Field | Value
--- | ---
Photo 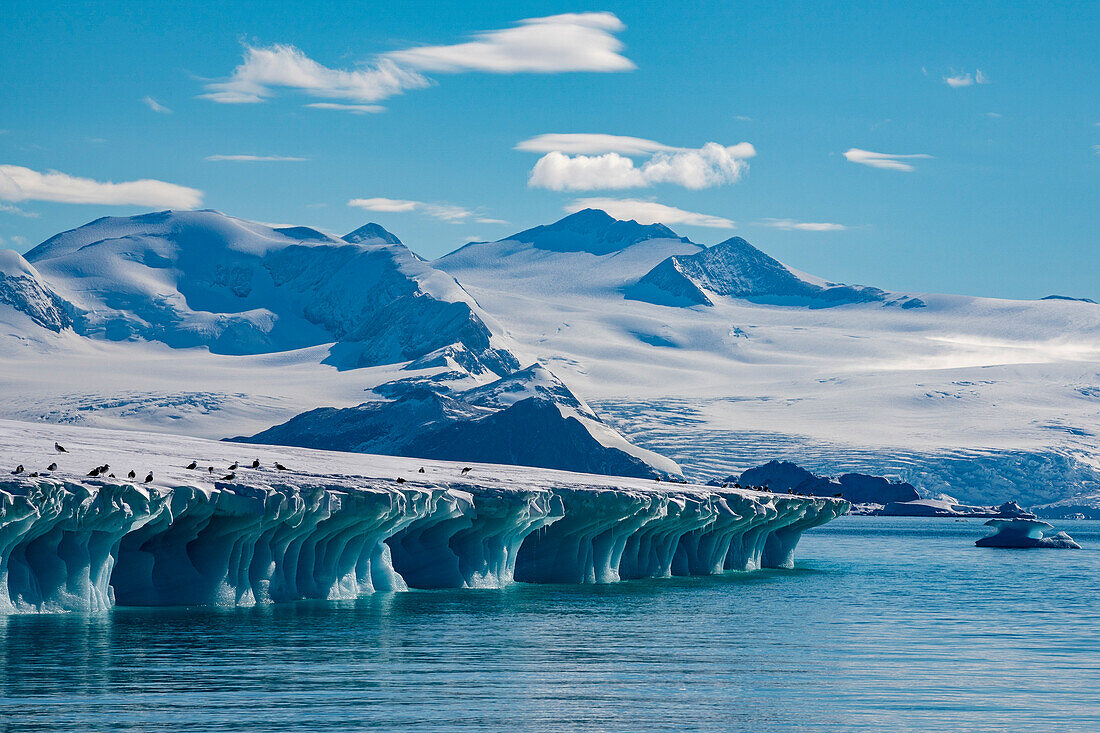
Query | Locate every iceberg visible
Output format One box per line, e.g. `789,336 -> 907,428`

975,519 -> 1081,549
0,419 -> 848,613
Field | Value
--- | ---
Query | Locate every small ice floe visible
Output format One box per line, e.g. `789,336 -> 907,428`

976,519 -> 1081,549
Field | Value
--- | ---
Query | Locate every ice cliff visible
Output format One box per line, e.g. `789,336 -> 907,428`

0,419 -> 846,613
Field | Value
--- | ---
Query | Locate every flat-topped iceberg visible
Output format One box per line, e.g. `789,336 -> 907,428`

0,419 -> 848,613
975,519 -> 1081,549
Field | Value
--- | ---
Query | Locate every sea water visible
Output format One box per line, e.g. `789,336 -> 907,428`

2,517 -> 1098,732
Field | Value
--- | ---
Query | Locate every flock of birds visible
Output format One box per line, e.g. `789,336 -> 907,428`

10,445 -> 841,497
8,441 -> 478,486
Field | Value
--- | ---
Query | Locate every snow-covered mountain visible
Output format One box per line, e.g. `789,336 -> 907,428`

436,211 -> 1100,509
2,208 -> 1099,509
234,364 -> 679,478
21,210 -> 516,374
628,236 -> 925,309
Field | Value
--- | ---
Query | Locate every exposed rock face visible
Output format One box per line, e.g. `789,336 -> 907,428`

0,249 -> 76,332
233,365 -> 680,479
715,460 -> 921,504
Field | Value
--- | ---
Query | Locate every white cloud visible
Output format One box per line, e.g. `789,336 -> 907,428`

734,115 -> 754,122
142,96 -> 172,113
944,69 -> 989,88
843,148 -> 932,172
349,197 -> 485,223
0,165 -> 203,208
203,13 -> 631,109
757,218 -> 847,232
475,217 -> 508,225
1093,145 -> 1100,155
202,45 -> 429,105
205,154 -> 308,162
0,202 -> 39,217
386,12 -> 632,73
567,197 -> 734,229
0,234 -> 29,248
524,137 -> 756,191
516,133 -> 673,155
349,197 -> 419,213
305,102 -> 385,114
985,112 -> 1003,118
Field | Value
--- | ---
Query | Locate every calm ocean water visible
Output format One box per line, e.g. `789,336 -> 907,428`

2,516 -> 1098,732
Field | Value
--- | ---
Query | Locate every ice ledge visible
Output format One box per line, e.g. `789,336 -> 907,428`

0,475 -> 847,613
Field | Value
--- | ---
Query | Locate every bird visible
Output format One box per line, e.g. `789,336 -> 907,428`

47,462 -> 57,471
143,473 -> 153,484
28,471 -> 39,477
228,462 -> 238,470
460,467 -> 471,475
251,459 -> 260,468
127,469 -> 136,479
186,461 -> 197,470
418,467 -> 425,473
108,473 -> 116,478
221,473 -> 235,481
87,467 -> 101,477
11,465 -> 23,474
208,466 -> 215,473
733,483 -> 742,489
395,477 -> 406,483
275,463 -> 288,471
54,442 -> 67,453
655,476 -> 662,482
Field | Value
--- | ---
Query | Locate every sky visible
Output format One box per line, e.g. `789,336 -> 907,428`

1,0 -> 1097,300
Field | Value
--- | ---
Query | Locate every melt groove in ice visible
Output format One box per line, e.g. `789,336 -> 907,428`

0,477 -> 847,613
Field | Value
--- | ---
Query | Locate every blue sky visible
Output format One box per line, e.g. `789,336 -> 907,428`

2,1 -> 1097,299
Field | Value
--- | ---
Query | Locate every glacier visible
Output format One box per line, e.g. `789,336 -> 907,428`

0,419 -> 846,613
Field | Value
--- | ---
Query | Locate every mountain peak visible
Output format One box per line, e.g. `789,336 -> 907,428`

502,208 -> 689,255
344,223 -> 402,245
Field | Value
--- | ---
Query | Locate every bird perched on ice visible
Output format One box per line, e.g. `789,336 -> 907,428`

395,477 -> 406,483
460,467 -> 471,475
418,467 -> 425,473
12,464 -> 24,474
47,462 -> 57,471
251,459 -> 260,468
275,463 -> 288,471
54,442 -> 67,453
221,473 -> 235,481
228,462 -> 238,470
207,466 -> 215,473
186,461 -> 197,470
127,470 -> 136,479
144,473 -> 153,483
87,467 -> 101,477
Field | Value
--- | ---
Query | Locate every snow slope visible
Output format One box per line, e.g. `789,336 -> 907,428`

22,210 -> 516,374
235,364 -> 680,478
436,212 -> 1100,507
2,208 -> 1098,508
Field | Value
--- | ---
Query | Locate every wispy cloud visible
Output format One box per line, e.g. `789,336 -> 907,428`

757,218 -> 847,232
733,115 -> 754,122
202,13 -> 631,110
843,148 -> 932,172
0,234 -> 29,248
0,165 -> 202,208
985,112 -> 1003,118
142,96 -> 172,113
348,197 -> 491,223
520,134 -> 756,191
475,217 -> 508,225
0,202 -> 39,217
388,12 -> 633,73
944,69 -> 989,88
205,154 -> 308,162
305,102 -> 385,114
567,197 -> 734,229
